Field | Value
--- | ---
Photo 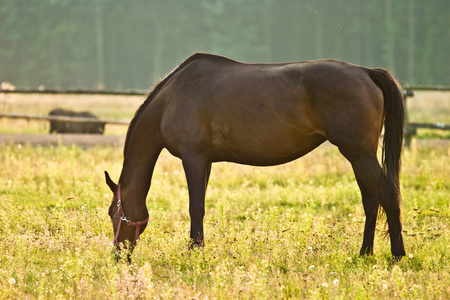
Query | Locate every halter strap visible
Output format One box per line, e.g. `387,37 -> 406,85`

113,184 -> 149,246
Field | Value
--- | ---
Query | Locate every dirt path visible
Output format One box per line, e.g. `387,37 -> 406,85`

0,133 -> 125,148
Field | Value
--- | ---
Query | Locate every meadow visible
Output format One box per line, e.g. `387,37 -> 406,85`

0,91 -> 449,299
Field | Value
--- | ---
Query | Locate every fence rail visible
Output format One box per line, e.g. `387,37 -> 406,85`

0,88 -> 148,96
0,113 -> 129,126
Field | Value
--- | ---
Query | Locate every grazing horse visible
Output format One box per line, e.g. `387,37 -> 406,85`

105,53 -> 405,259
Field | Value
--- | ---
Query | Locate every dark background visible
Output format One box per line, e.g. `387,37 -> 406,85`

1,0 -> 449,90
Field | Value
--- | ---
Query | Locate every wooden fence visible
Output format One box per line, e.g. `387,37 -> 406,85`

402,86 -> 450,147
0,89 -> 137,128
0,112 -> 129,126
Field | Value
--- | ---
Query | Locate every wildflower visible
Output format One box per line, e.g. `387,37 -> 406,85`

309,265 -> 315,270
409,253 -> 413,259
372,265 -> 377,270
322,282 -> 329,288
8,278 -> 16,285
333,279 -> 339,286
347,257 -> 352,262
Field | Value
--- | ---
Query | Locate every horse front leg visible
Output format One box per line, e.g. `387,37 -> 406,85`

182,154 -> 211,247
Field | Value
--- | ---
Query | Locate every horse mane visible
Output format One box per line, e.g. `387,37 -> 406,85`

123,53 -> 218,155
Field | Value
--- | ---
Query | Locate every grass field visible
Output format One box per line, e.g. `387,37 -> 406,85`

0,141 -> 449,299
0,92 -> 449,298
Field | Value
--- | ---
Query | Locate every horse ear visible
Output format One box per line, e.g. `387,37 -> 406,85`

104,171 -> 118,192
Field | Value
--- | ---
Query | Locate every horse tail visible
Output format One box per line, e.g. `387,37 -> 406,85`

368,68 -> 404,223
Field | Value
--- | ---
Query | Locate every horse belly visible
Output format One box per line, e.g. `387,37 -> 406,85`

210,121 -> 325,166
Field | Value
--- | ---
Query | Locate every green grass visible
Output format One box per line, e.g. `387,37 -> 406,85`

0,142 -> 449,299
415,129 -> 450,140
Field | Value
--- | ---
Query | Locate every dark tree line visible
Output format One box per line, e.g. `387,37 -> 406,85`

0,0 -> 449,90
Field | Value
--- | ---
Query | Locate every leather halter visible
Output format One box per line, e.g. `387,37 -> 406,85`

113,184 -> 149,246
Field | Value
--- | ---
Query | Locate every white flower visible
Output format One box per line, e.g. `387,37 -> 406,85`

9,278 -> 16,285
333,279 -> 339,286
347,257 -> 352,262
322,282 -> 329,288
309,265 -> 315,270
409,253 -> 414,259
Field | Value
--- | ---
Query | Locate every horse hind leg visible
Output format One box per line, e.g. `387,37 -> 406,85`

379,170 -> 405,259
341,150 -> 404,258
346,154 -> 382,256
354,154 -> 405,258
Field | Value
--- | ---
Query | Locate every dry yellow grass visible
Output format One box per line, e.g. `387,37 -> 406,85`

406,90 -> 450,123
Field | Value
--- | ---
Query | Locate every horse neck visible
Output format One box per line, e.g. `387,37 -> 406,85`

118,106 -> 164,219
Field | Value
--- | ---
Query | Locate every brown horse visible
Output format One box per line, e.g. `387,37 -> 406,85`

105,53 -> 405,259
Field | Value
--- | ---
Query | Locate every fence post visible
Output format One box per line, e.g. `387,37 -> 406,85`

403,88 -> 415,147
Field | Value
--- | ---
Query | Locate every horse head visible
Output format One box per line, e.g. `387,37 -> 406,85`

105,171 -> 148,261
